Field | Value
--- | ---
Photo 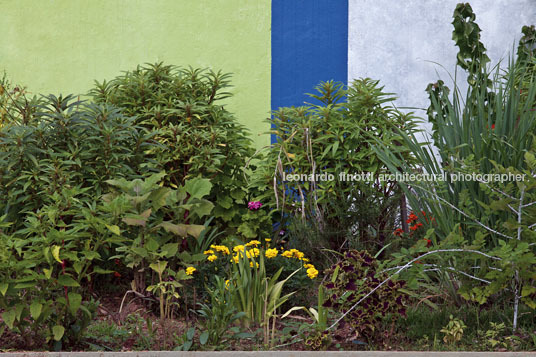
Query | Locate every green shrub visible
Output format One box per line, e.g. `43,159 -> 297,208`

251,79 -> 419,256
0,90 -> 152,349
0,94 -> 152,228
91,63 -> 256,239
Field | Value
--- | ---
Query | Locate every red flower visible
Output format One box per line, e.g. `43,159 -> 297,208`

115,259 -> 121,265
424,239 -> 432,247
393,228 -> 404,236
407,212 -> 419,224
410,225 -> 419,231
114,272 -> 121,278
491,124 -> 495,130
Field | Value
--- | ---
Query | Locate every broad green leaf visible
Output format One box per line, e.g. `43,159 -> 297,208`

57,275 -> 80,287
52,325 -> 65,341
184,199 -> 214,218
158,222 -> 187,236
122,208 -> 152,226
15,282 -> 36,289
186,327 -> 195,340
161,243 -> 178,257
185,224 -> 206,238
73,261 -> 83,275
43,268 -> 52,279
2,309 -> 16,329
52,245 -> 62,263
149,261 -> 168,275
131,247 -> 148,258
199,331 -> 209,345
145,238 -> 159,252
522,285 -> 536,297
30,302 -> 43,320
106,224 -> 121,236
68,292 -> 82,316
0,283 -> 8,296
184,178 -> 212,199
149,187 -> 171,210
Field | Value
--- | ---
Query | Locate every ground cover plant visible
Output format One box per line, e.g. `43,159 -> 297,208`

0,2 -> 535,352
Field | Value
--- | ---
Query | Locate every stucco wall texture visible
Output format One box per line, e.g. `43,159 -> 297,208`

0,0 -> 271,148
348,0 -> 536,129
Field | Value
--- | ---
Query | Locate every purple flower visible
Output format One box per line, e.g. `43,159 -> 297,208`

279,230 -> 285,236
248,201 -> 262,211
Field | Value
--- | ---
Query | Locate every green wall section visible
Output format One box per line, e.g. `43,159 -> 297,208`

0,0 -> 271,148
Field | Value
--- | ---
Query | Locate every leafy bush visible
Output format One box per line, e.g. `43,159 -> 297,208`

0,93 -> 155,348
0,194 -> 105,349
102,172 -> 213,294
0,94 -> 151,228
374,4 -> 536,330
251,79 -> 419,257
323,250 -> 407,343
91,63 -> 256,239
195,276 -> 251,349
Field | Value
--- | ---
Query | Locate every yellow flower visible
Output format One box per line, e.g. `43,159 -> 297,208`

302,258 -> 310,263
303,263 -> 315,269
281,250 -> 293,258
265,248 -> 278,259
231,255 -> 239,264
281,248 -> 305,260
246,240 -> 260,247
207,255 -> 217,262
306,267 -> 318,279
250,261 -> 259,268
225,279 -> 230,290
233,245 -> 245,253
246,247 -> 260,259
210,245 -> 230,255
185,267 -> 196,275
203,249 -> 214,255
265,238 -> 271,242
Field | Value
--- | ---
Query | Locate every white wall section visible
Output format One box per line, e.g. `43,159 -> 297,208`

348,0 -> 536,121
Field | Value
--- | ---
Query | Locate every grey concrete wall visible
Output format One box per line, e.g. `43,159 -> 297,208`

348,0 -> 536,125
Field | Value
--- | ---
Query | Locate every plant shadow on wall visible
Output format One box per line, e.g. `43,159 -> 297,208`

250,78 -> 420,266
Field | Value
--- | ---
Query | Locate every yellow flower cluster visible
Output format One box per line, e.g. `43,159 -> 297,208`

233,245 -> 245,253
185,267 -> 196,275
203,249 -> 218,262
306,266 -> 319,279
210,245 -> 230,255
207,255 -> 217,262
230,246 -> 260,264
265,248 -> 278,259
281,248 -> 305,260
204,241 -> 318,279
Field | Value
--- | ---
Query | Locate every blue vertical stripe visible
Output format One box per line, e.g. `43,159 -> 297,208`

271,0 -> 349,143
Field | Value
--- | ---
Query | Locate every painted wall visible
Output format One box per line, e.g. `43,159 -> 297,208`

0,0 -> 271,148
271,0 -> 348,144
348,0 -> 536,133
